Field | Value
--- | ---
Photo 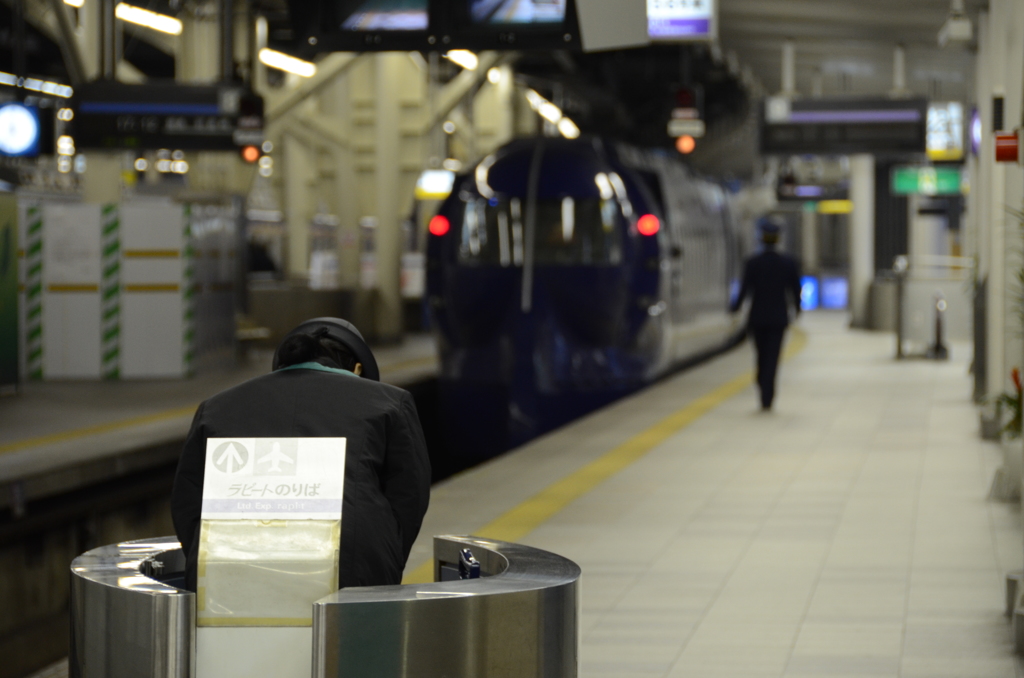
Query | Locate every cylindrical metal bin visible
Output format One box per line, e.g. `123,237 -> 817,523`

70,535 -> 581,678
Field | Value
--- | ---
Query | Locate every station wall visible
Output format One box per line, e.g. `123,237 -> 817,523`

15,196 -> 237,381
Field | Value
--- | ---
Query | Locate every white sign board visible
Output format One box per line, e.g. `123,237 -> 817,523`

668,119 -> 706,138
201,437 -> 346,520
43,204 -> 101,285
648,0 -> 716,41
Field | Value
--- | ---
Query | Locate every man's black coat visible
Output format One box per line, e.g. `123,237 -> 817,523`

170,365 -> 431,590
731,248 -> 802,328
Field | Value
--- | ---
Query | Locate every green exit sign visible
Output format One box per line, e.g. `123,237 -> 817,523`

891,166 -> 964,196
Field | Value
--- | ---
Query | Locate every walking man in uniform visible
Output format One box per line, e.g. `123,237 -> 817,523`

730,218 -> 802,411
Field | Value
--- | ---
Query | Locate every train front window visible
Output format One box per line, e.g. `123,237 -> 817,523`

457,196 -> 622,267
533,198 -> 622,266
458,197 -> 525,267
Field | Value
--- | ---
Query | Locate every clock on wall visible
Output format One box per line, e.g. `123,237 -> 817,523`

0,103 -> 41,158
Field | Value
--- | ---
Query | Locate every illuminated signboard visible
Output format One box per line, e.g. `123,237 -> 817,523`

926,102 -> 964,161
647,0 -> 715,41
891,166 -> 964,196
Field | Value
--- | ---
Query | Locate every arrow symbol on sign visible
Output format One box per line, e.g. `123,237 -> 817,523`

216,442 -> 246,474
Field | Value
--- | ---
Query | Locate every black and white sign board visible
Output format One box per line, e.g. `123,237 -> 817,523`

196,437 -> 345,678
200,437 -> 345,520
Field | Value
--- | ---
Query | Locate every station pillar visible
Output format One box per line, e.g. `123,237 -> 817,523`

800,207 -> 818,275
372,53 -> 406,341
848,154 -> 875,328
981,0 -> 1024,403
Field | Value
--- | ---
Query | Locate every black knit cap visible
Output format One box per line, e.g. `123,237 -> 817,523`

272,317 -> 380,381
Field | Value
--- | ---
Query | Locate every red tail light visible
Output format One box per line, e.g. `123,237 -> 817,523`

637,214 -> 660,236
429,215 -> 450,236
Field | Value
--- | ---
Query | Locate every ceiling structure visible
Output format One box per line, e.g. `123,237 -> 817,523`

717,0 -> 983,103
0,0 -> 985,179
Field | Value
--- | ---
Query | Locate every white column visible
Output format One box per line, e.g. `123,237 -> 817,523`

890,45 -> 908,97
848,154 -> 875,328
907,194 -> 946,257
283,135 -> 311,277
373,53 -> 404,340
1004,0 -> 1024,394
780,40 -> 796,97
987,0 -> 1010,400
80,153 -> 123,204
800,208 -> 818,274
179,8 -> 220,84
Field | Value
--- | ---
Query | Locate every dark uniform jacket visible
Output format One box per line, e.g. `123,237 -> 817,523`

171,364 -> 431,590
731,249 -> 802,328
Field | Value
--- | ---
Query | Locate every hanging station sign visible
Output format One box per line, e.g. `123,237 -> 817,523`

760,96 -> 928,155
647,0 -> 716,41
72,82 -> 264,151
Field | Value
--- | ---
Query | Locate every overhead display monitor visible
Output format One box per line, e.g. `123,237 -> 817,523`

0,103 -> 42,158
470,0 -> 567,24
310,0 -> 438,51
340,0 -> 429,30
449,0 -> 581,49
647,0 -> 716,41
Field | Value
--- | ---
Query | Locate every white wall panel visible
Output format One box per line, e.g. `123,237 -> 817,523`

42,292 -> 101,379
121,293 -> 184,378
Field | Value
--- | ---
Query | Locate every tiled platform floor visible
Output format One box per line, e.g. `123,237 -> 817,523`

413,311 -> 1022,677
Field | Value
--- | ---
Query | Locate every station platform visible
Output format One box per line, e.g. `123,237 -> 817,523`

0,335 -> 436,485
406,311 -> 1022,677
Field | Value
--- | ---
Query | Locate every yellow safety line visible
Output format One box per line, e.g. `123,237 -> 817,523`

403,326 -> 808,584
0,405 -> 199,456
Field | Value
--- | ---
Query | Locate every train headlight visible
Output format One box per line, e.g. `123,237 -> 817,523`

429,215 -> 451,237
637,214 -> 660,236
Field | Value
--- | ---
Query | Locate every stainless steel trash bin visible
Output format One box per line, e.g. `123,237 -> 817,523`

70,535 -> 581,678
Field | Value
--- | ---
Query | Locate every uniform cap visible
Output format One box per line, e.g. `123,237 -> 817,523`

272,317 -> 380,381
759,217 -> 783,236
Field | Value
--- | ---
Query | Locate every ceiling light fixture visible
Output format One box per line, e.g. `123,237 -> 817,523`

115,3 -> 183,35
445,50 -> 479,71
258,48 -> 317,77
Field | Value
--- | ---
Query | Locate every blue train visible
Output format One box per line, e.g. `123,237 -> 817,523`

426,136 -> 747,464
